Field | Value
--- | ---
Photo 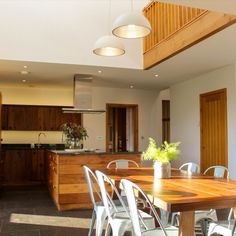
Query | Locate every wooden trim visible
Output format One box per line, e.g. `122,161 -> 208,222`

134,105 -> 139,152
106,103 -> 139,108
144,11 -> 236,69
200,88 -> 227,97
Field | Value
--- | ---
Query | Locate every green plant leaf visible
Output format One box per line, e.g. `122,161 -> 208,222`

142,138 -> 180,163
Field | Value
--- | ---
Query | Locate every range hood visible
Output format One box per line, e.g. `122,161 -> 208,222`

62,75 -> 105,114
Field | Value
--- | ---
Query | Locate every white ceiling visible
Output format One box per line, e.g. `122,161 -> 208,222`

0,0 -> 236,91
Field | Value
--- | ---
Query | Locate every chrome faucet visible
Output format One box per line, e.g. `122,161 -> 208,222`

37,132 -> 47,148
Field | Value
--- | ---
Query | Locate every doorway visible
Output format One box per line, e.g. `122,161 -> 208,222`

106,104 -> 138,152
162,100 -> 170,143
200,89 -> 228,172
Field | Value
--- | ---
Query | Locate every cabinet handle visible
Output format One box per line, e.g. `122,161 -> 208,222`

53,185 -> 56,189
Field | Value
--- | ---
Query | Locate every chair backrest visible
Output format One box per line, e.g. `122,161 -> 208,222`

121,179 -> 168,236
95,170 -> 128,220
204,165 -> 229,179
179,162 -> 200,174
107,159 -> 139,169
83,165 -> 102,207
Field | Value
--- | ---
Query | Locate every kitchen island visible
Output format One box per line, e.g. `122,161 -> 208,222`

46,150 -> 141,211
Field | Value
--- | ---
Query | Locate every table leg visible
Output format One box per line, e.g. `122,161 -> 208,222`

179,211 -> 195,236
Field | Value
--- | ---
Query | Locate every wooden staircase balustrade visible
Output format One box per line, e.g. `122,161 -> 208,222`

143,1 -> 236,69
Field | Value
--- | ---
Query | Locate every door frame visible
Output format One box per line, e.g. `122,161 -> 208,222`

106,103 -> 139,152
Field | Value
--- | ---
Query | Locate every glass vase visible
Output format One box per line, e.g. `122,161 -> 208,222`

154,161 -> 171,179
66,138 -> 82,149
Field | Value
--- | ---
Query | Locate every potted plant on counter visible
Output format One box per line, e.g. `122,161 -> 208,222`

142,138 -> 180,178
61,123 -> 88,149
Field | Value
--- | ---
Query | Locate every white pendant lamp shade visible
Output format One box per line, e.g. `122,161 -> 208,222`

93,35 -> 125,56
112,12 -> 151,39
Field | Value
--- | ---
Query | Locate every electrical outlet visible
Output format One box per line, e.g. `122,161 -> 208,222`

96,136 -> 104,141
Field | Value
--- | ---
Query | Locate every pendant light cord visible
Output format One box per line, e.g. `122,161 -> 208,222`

131,0 -> 133,11
108,0 -> 111,34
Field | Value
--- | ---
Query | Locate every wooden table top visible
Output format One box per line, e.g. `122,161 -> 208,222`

98,167 -> 236,212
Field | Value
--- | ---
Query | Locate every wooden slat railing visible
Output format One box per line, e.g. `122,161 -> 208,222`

143,2 -> 206,53
143,1 -> 236,69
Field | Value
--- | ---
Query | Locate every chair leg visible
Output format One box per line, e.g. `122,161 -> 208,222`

200,219 -> 208,236
96,207 -> 107,236
160,209 -> 169,227
105,223 -> 112,236
171,213 -> 177,226
88,209 -> 96,236
231,220 -> 236,236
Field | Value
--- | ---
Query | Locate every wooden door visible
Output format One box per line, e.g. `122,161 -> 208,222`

162,100 -> 170,143
200,89 -> 228,173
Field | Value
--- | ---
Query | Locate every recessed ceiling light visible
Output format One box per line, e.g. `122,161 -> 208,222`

20,70 -> 29,75
23,65 -> 28,69
155,74 -> 159,78
22,79 -> 26,83
129,85 -> 134,89
98,70 -> 102,73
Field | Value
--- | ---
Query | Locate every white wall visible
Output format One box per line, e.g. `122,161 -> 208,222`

1,85 -> 164,151
1,85 -> 73,106
0,0 -> 148,69
83,86 -> 160,151
170,64 -> 236,179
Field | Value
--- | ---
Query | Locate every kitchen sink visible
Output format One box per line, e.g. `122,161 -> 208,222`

34,143 -> 65,150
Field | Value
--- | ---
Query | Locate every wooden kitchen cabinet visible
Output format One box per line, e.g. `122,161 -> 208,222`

1,148 -> 48,185
31,149 -> 46,182
46,151 -> 141,211
2,105 -> 81,131
2,105 -> 8,130
2,149 -> 32,185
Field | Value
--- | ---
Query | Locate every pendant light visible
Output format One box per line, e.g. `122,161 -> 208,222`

112,0 -> 151,39
93,0 -> 125,56
93,35 -> 125,56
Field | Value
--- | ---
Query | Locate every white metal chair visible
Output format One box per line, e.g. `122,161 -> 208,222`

83,166 -> 127,236
171,163 -> 222,235
204,166 -> 233,236
208,209 -> 236,236
95,170 -> 155,236
196,165 -> 230,235
107,159 -> 139,169
204,165 -> 229,179
83,166 -> 107,236
121,178 -> 178,236
107,159 -> 139,198
208,222 -> 236,236
171,162 -> 201,226
179,162 -> 200,174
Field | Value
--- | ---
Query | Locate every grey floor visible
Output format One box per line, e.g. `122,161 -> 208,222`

0,186 -> 92,236
0,186 -> 232,236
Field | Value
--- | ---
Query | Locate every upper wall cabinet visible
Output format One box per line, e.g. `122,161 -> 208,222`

2,105 -> 81,131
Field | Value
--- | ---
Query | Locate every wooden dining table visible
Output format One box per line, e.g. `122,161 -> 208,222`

98,167 -> 236,236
